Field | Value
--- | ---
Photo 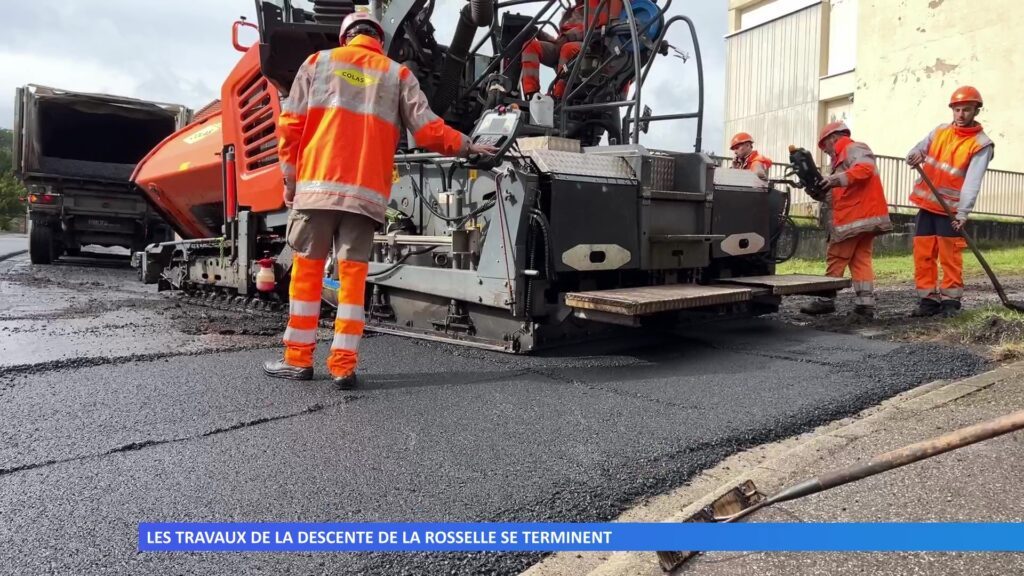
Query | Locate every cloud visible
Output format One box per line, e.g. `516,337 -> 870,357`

0,0 -> 726,153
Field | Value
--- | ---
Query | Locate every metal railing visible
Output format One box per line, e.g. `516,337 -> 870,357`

714,155 -> 1024,218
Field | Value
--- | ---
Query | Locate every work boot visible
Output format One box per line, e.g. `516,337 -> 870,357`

800,299 -> 836,316
263,359 -> 313,381
852,305 -> 875,320
940,299 -> 962,318
910,299 -> 942,318
333,372 -> 359,391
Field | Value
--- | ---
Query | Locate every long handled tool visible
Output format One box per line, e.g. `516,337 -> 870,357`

657,408 -> 1024,572
914,165 -> 1024,313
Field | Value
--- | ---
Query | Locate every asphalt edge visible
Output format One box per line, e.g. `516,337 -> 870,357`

520,360 -> 1024,576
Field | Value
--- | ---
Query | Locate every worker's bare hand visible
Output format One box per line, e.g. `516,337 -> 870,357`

906,151 -> 924,167
468,142 -> 500,157
283,186 -> 295,208
952,219 -> 965,233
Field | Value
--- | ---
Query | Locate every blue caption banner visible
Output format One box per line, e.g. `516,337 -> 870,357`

139,522 -> 1024,552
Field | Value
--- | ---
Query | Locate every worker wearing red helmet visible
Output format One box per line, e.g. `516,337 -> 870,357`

906,86 -> 994,317
521,0 -> 623,100
265,12 -> 497,389
729,132 -> 772,181
800,121 -> 892,319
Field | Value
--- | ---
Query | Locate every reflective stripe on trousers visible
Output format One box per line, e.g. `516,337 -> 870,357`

327,259 -> 368,377
914,236 -> 966,302
825,233 -> 876,308
283,254 -> 326,368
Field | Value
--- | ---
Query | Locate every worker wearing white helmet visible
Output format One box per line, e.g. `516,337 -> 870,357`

265,11 -> 497,389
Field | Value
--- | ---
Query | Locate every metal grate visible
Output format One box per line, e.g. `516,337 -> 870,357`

236,73 -> 278,171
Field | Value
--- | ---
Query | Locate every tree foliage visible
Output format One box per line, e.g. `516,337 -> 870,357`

0,129 -> 27,231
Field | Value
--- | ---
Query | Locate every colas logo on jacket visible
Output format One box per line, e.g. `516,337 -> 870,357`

335,69 -> 377,87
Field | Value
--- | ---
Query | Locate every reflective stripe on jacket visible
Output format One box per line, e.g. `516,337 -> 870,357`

829,136 -> 893,243
277,36 -> 468,222
910,123 -> 993,216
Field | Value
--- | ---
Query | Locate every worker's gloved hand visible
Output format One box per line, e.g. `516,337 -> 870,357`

906,150 -> 924,167
468,142 -> 500,157
283,185 -> 295,208
821,174 -> 840,190
952,219 -> 966,233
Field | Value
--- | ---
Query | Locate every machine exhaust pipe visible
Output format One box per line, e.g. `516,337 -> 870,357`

432,0 -> 494,116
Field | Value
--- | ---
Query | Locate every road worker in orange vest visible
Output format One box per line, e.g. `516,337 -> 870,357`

800,121 -> 893,319
729,132 -> 772,181
264,12 -> 497,389
906,86 -> 994,317
521,0 -> 623,100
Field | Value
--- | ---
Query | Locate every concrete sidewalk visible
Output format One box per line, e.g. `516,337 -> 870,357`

524,362 -> 1024,576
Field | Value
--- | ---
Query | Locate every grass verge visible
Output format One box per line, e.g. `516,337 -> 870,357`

942,306 -> 1024,362
777,245 -> 1024,285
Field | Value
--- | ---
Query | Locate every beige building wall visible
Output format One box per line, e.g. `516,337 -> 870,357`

724,3 -> 824,166
853,0 -> 1023,172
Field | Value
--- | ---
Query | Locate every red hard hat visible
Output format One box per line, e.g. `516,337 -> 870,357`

817,121 -> 850,149
340,12 -> 385,42
949,85 -> 983,108
730,132 -> 754,151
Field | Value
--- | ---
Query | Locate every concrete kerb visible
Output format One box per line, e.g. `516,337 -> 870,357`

519,360 -> 1024,576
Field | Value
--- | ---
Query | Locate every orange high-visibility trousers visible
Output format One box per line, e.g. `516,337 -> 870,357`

521,39 -> 582,98
282,209 -> 375,377
913,209 -> 965,302
825,232 -> 876,308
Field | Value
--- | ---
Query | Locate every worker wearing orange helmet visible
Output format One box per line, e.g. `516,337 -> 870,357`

265,12 -> 497,389
906,86 -> 994,317
800,121 -> 892,318
521,0 -> 622,100
729,132 -> 772,181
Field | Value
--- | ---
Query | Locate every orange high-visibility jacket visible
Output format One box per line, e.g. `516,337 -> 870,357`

828,136 -> 892,243
741,150 -> 772,179
277,36 -> 468,222
910,123 -> 993,217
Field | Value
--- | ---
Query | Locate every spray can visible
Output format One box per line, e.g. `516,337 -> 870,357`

256,258 -> 276,292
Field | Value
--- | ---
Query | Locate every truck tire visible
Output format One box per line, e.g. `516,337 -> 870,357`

29,222 -> 57,265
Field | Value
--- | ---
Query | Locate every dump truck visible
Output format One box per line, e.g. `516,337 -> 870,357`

132,0 -> 847,353
12,84 -> 189,263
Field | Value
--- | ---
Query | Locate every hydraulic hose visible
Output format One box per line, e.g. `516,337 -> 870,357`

433,0 -> 494,116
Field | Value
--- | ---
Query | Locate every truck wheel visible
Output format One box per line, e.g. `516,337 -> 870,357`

29,223 -> 57,265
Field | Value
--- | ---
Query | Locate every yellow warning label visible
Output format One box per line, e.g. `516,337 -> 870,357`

392,166 -> 401,184
178,162 -> 191,171
336,69 -> 378,87
183,122 -> 221,144
469,169 -> 478,181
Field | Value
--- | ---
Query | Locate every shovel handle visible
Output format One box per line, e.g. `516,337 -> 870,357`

912,165 -> 1020,310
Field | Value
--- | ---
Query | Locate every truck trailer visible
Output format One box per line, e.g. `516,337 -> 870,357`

13,84 -> 189,263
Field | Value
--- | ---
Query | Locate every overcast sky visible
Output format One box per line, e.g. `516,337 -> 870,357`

0,0 -> 727,154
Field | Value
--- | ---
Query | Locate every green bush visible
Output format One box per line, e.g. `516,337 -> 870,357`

0,129 -> 27,231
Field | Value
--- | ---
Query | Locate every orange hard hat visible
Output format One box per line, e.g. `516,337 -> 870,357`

340,12 -> 385,42
949,85 -> 983,108
730,132 -> 754,151
817,121 -> 850,149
